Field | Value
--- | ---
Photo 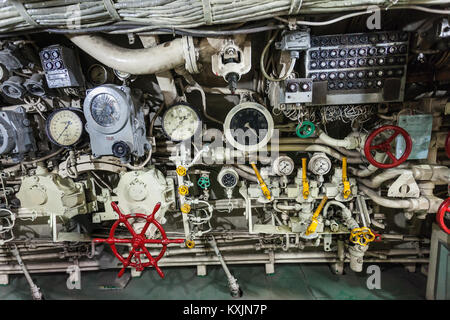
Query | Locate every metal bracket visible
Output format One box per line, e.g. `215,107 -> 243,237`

388,172 -> 420,198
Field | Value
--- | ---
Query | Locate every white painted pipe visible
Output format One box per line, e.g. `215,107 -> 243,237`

66,34 -> 188,75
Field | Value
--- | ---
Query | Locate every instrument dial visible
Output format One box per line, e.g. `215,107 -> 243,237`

90,93 -> 121,127
273,156 -> 295,176
46,109 -> 84,147
162,104 -> 201,142
308,153 -> 332,176
218,167 -> 239,189
224,102 -> 274,152
88,64 -> 109,86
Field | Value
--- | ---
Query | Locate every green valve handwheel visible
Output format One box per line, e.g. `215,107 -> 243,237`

296,121 -> 315,138
197,176 -> 211,189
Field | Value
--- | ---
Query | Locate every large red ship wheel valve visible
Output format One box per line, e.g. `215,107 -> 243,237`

364,125 -> 412,169
93,202 -> 185,278
436,198 -> 450,235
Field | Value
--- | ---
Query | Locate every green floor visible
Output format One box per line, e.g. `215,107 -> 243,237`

0,264 -> 427,300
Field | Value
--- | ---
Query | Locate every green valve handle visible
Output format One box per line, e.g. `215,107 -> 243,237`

197,176 -> 211,189
296,121 -> 315,138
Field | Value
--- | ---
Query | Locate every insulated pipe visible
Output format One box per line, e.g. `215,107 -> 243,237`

268,144 -> 364,164
66,34 -> 189,75
359,169 -> 411,188
323,200 -> 359,230
359,185 -> 415,209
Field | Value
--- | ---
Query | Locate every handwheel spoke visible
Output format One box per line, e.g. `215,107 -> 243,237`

386,150 -> 397,162
385,130 -> 400,144
370,142 -> 385,150
144,239 -> 165,244
118,247 -> 137,278
122,219 -> 138,238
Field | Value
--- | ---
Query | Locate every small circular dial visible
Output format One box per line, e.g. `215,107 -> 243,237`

273,156 -> 294,176
90,93 -> 121,127
308,153 -> 332,175
88,64 -> 109,85
46,109 -> 84,147
221,173 -> 237,188
162,104 -> 201,142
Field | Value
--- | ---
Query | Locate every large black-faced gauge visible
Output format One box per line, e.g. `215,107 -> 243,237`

45,108 -> 84,147
308,152 -> 332,176
218,167 -> 239,189
162,103 -> 201,142
83,85 -> 129,135
224,102 -> 274,152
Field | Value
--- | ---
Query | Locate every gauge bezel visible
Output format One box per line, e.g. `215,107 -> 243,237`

217,166 -> 239,189
83,85 -> 130,135
308,152 -> 332,176
223,101 -> 274,152
87,64 -> 109,86
161,102 -> 202,142
45,108 -> 85,148
272,155 -> 295,176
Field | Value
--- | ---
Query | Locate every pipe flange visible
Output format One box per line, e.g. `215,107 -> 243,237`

182,36 -> 199,74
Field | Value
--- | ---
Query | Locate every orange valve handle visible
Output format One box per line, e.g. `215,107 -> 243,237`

93,202 -> 184,278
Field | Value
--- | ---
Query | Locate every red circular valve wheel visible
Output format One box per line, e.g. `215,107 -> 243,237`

436,198 -> 450,235
445,131 -> 450,159
93,202 -> 184,278
364,125 -> 412,169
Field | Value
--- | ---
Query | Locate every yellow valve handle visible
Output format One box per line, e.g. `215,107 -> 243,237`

305,196 -> 328,235
301,158 -> 309,199
342,157 -> 351,199
178,185 -> 189,196
176,166 -> 186,176
250,162 -> 271,200
180,203 -> 191,214
185,240 -> 195,248
350,227 -> 375,246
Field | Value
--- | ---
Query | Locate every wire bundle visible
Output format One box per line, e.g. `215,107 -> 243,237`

0,0 -> 449,34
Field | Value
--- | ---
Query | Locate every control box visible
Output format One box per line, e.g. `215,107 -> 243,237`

305,31 -> 409,105
39,45 -> 84,88
280,78 -> 313,103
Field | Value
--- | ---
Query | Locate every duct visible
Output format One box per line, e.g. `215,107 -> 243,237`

66,34 -> 197,75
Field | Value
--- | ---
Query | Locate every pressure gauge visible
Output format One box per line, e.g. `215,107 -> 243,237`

308,152 -> 332,176
45,108 -> 84,147
162,103 -> 201,142
83,85 -> 129,135
272,156 -> 295,176
224,102 -> 274,152
90,93 -> 121,127
218,167 -> 239,188
88,64 -> 110,86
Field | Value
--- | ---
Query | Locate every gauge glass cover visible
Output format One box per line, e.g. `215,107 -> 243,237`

47,109 -> 83,147
90,93 -> 121,127
162,104 -> 200,141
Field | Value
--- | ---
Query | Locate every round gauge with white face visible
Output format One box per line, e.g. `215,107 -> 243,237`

45,108 -> 84,147
162,103 -> 201,142
272,156 -> 294,176
90,93 -> 121,127
308,152 -> 332,176
88,64 -> 110,86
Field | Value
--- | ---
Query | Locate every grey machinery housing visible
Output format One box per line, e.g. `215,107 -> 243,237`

83,84 -> 150,161
0,107 -> 35,161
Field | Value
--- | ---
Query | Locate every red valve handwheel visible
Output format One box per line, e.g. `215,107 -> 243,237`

364,125 -> 412,169
445,131 -> 450,159
93,202 -> 184,278
436,197 -> 450,235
